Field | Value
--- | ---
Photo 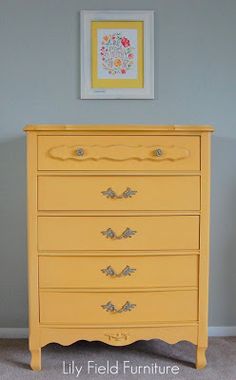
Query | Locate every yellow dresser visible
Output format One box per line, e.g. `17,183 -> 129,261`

24,124 -> 213,370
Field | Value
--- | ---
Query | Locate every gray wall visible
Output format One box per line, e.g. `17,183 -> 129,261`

0,0 -> 236,328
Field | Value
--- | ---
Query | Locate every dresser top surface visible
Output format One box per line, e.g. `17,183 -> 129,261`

23,124 -> 214,132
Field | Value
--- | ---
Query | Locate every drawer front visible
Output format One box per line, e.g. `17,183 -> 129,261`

38,136 -> 200,171
38,176 -> 200,211
38,216 -> 199,251
39,255 -> 198,289
40,290 -> 198,325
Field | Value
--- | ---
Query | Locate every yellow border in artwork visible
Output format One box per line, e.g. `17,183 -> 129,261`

91,21 -> 144,89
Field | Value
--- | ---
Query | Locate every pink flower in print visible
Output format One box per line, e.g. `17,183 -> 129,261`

121,37 -> 130,47
128,53 -> 134,59
121,68 -> 126,74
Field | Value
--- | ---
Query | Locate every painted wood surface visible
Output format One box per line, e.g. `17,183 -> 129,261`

24,124 -> 213,370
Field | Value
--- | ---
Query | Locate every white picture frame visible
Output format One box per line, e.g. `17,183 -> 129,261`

80,10 -> 154,99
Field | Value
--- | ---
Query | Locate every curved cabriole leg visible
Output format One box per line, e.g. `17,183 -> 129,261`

196,347 -> 207,369
30,348 -> 41,371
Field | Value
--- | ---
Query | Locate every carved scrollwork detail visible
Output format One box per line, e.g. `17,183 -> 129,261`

48,144 -> 190,162
105,332 -> 129,342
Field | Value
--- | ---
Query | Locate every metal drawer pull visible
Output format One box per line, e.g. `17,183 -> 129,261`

101,227 -> 137,240
101,187 -> 137,199
101,301 -> 136,314
75,147 -> 84,156
154,148 -> 163,157
101,265 -> 136,278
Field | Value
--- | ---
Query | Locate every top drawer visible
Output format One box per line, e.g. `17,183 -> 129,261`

38,136 -> 200,171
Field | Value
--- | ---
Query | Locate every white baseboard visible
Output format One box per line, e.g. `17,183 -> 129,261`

208,326 -> 236,337
0,327 -> 235,339
0,328 -> 28,338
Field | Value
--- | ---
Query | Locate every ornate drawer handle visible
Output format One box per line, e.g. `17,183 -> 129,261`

153,148 -> 163,157
101,227 -> 137,240
101,301 -> 136,314
76,147 -> 85,156
101,265 -> 136,278
101,187 -> 137,199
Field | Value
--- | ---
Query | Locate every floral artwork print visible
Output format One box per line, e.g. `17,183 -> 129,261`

100,32 -> 135,76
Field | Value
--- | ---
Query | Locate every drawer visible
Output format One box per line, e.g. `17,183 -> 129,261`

38,216 -> 199,251
39,255 -> 198,289
38,136 -> 200,171
38,176 -> 200,211
40,290 -> 198,325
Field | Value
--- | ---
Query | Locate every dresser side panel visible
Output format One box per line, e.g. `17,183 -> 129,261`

198,132 -> 212,347
26,132 -> 40,349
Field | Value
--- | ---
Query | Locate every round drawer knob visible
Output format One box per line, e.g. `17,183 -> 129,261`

154,148 -> 163,157
76,148 -> 84,156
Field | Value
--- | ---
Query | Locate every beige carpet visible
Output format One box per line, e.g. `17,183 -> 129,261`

0,337 -> 236,379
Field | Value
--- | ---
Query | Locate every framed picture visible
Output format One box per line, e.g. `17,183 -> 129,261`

80,11 -> 154,99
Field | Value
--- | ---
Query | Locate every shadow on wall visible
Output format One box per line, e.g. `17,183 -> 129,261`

209,135 -> 236,326
0,136 -> 28,327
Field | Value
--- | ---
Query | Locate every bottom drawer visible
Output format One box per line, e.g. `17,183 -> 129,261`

40,290 -> 198,325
